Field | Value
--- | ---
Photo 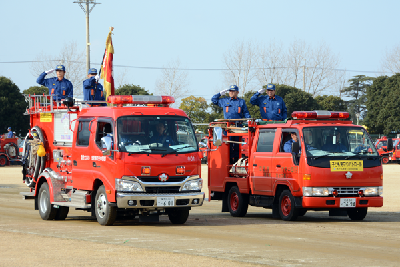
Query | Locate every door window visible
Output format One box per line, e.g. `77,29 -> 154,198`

257,129 -> 276,152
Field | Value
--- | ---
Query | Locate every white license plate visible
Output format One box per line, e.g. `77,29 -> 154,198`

340,198 -> 356,208
157,197 -> 174,207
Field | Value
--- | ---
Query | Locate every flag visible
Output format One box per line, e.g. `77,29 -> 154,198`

101,28 -> 115,98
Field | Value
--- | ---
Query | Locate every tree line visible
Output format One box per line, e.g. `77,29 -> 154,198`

1,74 -> 400,136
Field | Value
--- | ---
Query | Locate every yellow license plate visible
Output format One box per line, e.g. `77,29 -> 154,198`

330,160 -> 363,172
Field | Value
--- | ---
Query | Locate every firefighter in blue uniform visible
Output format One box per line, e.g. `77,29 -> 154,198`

211,85 -> 251,120
250,83 -> 287,121
211,85 -> 250,163
37,65 -> 73,101
83,68 -> 106,106
7,127 -> 13,138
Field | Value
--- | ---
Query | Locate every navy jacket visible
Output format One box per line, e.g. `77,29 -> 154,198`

37,72 -> 73,101
211,93 -> 251,119
83,77 -> 106,106
250,93 -> 287,121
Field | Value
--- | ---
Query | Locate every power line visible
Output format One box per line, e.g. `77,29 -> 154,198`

0,60 -> 390,74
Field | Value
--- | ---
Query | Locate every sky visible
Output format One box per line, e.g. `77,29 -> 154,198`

1,0 -> 400,104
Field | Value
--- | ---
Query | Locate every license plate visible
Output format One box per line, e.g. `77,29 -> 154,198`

340,198 -> 356,208
157,197 -> 174,207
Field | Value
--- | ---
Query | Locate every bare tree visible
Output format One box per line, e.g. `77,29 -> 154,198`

381,44 -> 400,74
222,41 -> 258,95
155,58 -> 189,107
255,39 -> 343,96
30,41 -> 86,99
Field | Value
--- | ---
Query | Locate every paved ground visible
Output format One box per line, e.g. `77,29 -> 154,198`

0,164 -> 399,266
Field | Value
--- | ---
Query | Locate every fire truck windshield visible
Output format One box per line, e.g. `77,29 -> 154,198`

302,126 -> 378,158
117,116 -> 198,154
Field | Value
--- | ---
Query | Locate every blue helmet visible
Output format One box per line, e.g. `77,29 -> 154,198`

88,68 -> 97,74
55,65 -> 65,71
266,83 -> 275,90
228,85 -> 239,91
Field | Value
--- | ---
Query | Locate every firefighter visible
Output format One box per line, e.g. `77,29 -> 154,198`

150,122 -> 175,147
211,85 -> 251,120
250,83 -> 287,121
36,65 -> 73,101
6,127 -> 13,138
83,68 -> 106,106
284,132 -> 298,153
211,85 -> 250,164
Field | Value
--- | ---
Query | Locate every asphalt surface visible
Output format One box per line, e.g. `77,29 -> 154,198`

0,165 -> 399,266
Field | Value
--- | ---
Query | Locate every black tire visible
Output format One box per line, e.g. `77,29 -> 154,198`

95,185 -> 117,226
55,206 -> 70,220
348,208 -> 368,221
167,208 -> 189,224
298,209 -> 307,217
227,186 -> 249,217
38,182 -> 57,220
0,155 -> 7,167
278,190 -> 299,221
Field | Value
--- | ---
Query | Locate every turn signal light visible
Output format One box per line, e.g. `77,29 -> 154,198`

141,166 -> 151,175
358,190 -> 364,197
176,166 -> 185,174
332,189 -> 338,197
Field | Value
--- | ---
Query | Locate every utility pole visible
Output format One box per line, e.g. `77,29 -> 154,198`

73,0 -> 100,73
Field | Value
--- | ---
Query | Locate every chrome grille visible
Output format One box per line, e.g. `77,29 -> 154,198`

332,187 -> 361,195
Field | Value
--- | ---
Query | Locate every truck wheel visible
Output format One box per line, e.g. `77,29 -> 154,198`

55,206 -> 69,220
278,190 -> 299,221
38,182 -> 57,220
0,155 -> 7,167
347,208 -> 367,221
167,208 -> 189,224
95,185 -> 117,226
382,157 -> 389,164
227,186 -> 248,217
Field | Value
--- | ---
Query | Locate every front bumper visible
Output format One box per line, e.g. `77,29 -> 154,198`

116,192 -> 205,209
302,196 -> 383,208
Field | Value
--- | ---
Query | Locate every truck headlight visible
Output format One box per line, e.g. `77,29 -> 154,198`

364,186 -> 383,196
303,187 -> 329,196
181,178 -> 203,191
115,178 -> 143,192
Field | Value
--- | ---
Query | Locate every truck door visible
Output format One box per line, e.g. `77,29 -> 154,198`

273,128 -> 300,192
90,119 -> 118,186
71,118 -> 95,189
251,129 -> 276,195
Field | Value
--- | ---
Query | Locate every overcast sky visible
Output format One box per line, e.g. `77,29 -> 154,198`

1,0 -> 399,103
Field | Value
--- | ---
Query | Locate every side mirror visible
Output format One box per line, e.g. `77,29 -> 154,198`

101,136 -> 112,156
213,127 -> 223,147
292,142 -> 300,154
199,142 -> 207,148
387,138 -> 393,151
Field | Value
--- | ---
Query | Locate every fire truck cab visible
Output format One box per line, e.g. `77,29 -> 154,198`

21,95 -> 204,225
205,111 -> 383,221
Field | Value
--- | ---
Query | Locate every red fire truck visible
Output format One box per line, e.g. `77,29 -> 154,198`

204,111 -> 383,221
21,95 -> 204,225
0,135 -> 20,166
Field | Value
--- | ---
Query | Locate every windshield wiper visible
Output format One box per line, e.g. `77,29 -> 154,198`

309,154 -> 330,159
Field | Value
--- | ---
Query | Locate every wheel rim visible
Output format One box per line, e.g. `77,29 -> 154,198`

96,193 -> 108,219
230,192 -> 239,212
382,157 -> 389,164
39,189 -> 48,213
281,195 -> 292,217
0,157 -> 6,166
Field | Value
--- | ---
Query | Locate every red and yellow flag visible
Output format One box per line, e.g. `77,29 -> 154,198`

101,28 -> 115,98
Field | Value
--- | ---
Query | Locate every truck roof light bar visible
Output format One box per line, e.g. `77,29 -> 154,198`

107,95 -> 175,106
291,111 -> 350,120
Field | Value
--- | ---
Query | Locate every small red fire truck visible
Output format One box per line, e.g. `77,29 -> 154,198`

204,111 -> 383,221
0,135 -> 19,166
21,95 -> 204,225
374,136 -> 400,164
